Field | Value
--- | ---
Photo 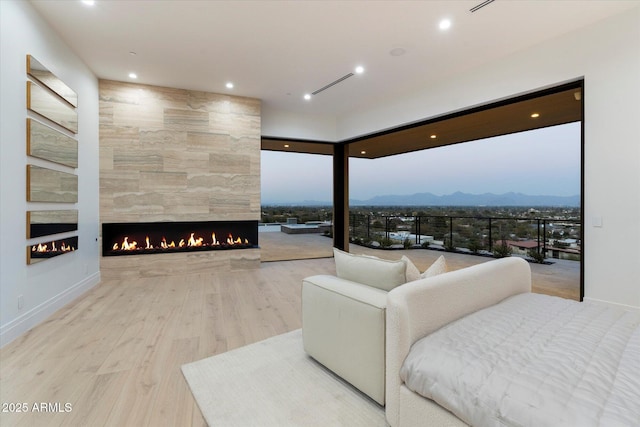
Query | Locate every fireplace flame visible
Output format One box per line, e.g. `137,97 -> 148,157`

187,232 -> 204,247
116,236 -> 138,251
31,240 -> 76,256
121,237 -> 138,251
109,228 -> 253,254
33,243 -> 48,252
160,237 -> 177,249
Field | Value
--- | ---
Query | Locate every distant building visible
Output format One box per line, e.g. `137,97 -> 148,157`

495,239 -> 580,261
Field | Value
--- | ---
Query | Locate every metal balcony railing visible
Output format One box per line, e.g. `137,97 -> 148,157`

349,213 -> 581,260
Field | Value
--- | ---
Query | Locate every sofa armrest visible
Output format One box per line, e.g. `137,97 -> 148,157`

385,257 -> 531,426
302,275 -> 388,309
302,274 -> 389,404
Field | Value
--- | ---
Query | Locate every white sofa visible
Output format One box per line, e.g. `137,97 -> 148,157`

385,257 -> 531,426
302,249 -> 448,406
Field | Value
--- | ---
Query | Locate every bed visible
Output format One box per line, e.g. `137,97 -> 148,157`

385,257 -> 640,427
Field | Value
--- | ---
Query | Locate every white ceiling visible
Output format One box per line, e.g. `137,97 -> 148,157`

30,0 -> 638,117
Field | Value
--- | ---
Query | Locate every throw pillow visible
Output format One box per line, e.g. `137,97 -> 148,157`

333,248 -> 407,291
402,255 -> 421,282
420,255 -> 448,279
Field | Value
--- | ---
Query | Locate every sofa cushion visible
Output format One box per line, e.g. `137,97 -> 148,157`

420,255 -> 448,279
333,248 -> 407,291
402,255 -> 422,282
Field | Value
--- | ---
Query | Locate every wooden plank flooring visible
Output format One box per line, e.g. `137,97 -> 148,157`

0,258 -> 334,427
0,242 -> 579,426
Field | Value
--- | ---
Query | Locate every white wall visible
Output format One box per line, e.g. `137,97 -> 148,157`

261,107 -> 337,141
0,0 -> 101,346
335,8 -> 639,308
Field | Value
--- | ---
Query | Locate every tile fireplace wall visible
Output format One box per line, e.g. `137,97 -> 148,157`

99,80 -> 261,278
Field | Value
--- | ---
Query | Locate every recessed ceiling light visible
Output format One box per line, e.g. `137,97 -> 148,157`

355,66 -> 365,74
430,134 -> 437,139
360,150 -> 366,155
226,82 -> 234,89
82,0 -> 95,5
439,19 -> 452,30
284,144 -> 290,148
128,72 -> 137,79
531,113 -> 540,118
304,94 -> 311,100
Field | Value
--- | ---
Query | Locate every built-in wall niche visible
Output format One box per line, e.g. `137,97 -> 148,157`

27,119 -> 78,168
27,81 -> 77,134
26,165 -> 78,203
27,55 -> 77,107
27,236 -> 78,265
27,210 -> 78,239
25,54 -> 79,265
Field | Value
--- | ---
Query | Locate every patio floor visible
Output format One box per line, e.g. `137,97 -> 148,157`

259,231 -> 580,301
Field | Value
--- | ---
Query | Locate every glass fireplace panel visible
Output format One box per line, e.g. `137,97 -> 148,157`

102,220 -> 258,257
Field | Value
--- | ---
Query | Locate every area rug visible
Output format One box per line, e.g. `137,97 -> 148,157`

181,329 -> 386,426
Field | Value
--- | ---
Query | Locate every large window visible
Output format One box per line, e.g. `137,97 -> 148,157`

260,82 -> 584,299
261,151 -> 332,206
349,122 -> 582,300
350,123 -> 580,201
260,151 -> 334,261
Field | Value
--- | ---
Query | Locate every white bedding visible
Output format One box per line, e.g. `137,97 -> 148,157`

400,293 -> 640,427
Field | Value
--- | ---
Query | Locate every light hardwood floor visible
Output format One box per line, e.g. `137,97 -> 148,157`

0,258 -> 335,427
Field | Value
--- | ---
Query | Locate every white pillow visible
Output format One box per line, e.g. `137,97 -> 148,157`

333,248 -> 407,291
420,255 -> 448,279
402,255 -> 421,282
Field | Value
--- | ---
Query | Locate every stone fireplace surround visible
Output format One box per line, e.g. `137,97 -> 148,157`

99,80 -> 261,279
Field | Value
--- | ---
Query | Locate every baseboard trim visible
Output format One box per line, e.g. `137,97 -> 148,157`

0,272 -> 101,348
583,297 -> 640,312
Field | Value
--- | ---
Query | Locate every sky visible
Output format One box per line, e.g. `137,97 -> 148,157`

261,122 -> 581,204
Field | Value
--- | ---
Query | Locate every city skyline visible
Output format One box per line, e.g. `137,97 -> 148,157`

261,122 -> 580,205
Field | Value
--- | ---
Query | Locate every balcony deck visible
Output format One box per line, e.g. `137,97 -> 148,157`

259,231 -> 580,301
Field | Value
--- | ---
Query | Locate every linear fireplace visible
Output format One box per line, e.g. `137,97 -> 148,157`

102,220 -> 258,257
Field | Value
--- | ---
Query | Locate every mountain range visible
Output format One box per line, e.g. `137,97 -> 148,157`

265,191 -> 580,207
351,191 -> 580,207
